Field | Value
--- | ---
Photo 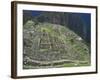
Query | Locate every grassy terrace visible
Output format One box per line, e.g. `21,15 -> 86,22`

23,60 -> 90,69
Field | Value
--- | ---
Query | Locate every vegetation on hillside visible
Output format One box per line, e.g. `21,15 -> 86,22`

23,20 -> 90,69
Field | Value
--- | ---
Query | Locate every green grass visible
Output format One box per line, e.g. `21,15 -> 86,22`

63,61 -> 90,67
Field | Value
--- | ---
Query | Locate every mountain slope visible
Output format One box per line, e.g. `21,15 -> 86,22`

23,20 -> 90,69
